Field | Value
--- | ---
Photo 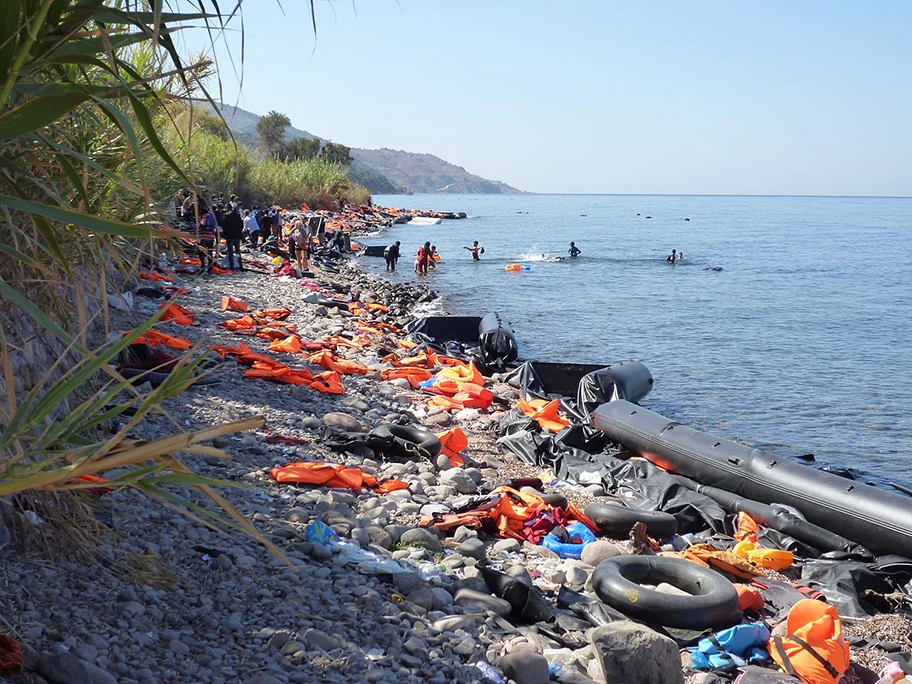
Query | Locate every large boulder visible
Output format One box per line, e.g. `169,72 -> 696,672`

399,527 -> 443,553
590,621 -> 684,684
321,412 -> 366,432
438,467 -> 478,495
581,540 -> 625,567
37,652 -> 119,684
500,652 -> 550,684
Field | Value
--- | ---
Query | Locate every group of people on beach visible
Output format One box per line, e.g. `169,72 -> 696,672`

177,189 -> 352,276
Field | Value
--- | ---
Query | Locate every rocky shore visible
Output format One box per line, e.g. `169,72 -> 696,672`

0,230 -> 908,684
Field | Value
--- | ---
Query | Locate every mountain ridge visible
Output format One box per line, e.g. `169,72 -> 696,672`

212,103 -> 522,195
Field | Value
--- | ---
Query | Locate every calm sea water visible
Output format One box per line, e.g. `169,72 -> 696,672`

367,194 -> 912,487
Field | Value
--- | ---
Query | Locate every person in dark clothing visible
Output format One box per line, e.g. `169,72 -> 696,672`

220,209 -> 244,271
384,240 -> 401,272
197,204 -> 217,274
258,210 -> 273,241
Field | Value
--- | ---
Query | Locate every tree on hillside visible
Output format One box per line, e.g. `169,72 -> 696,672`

257,110 -> 291,156
321,142 -> 353,166
281,136 -> 322,161
194,109 -> 230,140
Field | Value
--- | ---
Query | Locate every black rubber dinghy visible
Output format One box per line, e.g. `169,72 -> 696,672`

593,401 -> 912,557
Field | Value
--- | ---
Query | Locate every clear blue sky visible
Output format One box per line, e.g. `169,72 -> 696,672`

183,1 -> 912,196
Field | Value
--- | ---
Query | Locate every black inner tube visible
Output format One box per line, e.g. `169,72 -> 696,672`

592,555 -> 740,630
585,502 -> 678,539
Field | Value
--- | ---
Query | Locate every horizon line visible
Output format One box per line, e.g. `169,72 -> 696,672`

384,192 -> 912,199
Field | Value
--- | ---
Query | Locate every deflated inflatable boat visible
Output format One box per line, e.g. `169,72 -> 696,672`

592,400 -> 912,558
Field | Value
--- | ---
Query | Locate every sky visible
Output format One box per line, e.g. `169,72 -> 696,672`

182,1 -> 912,196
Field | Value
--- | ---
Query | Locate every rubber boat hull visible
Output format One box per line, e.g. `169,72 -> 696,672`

479,312 -> 518,366
521,362 -> 607,398
404,316 -> 483,343
592,400 -> 912,558
361,245 -> 387,257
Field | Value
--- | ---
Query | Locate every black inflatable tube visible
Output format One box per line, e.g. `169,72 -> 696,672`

585,502 -> 678,540
593,401 -> 912,557
370,424 -> 442,458
479,312 -> 518,365
674,476 -> 868,556
592,555 -> 741,629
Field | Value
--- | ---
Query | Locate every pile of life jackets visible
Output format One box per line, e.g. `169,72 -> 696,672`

419,485 -> 598,545
418,361 -> 493,411
379,349 -> 495,412
270,462 -> 408,494
732,511 -> 795,571
212,343 -> 344,394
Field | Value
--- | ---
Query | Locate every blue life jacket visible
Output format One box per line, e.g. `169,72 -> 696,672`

690,623 -> 771,670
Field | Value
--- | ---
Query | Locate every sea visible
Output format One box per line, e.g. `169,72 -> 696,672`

363,194 -> 912,489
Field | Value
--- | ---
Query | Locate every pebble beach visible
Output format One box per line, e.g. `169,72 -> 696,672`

0,216 -> 909,684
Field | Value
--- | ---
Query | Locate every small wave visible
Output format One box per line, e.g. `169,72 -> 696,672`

519,252 -> 562,262
410,299 -> 448,317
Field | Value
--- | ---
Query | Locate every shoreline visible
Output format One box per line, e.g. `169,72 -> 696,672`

0,206 -> 907,684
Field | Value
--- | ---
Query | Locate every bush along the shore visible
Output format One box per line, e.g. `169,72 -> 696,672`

169,113 -> 371,209
0,4 -> 287,560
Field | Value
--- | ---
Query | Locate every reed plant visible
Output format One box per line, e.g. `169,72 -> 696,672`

0,0 -> 285,559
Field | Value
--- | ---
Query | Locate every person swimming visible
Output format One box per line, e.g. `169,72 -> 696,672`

665,249 -> 677,264
568,241 -> 581,257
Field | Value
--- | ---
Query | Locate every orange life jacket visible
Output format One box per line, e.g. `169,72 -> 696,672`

220,296 -> 248,312
160,302 -> 194,325
381,367 -> 432,388
131,329 -> 193,350
252,308 -> 292,321
769,599 -> 850,684
269,335 -> 302,354
515,399 -> 569,433
270,462 -> 408,493
437,427 -> 468,467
